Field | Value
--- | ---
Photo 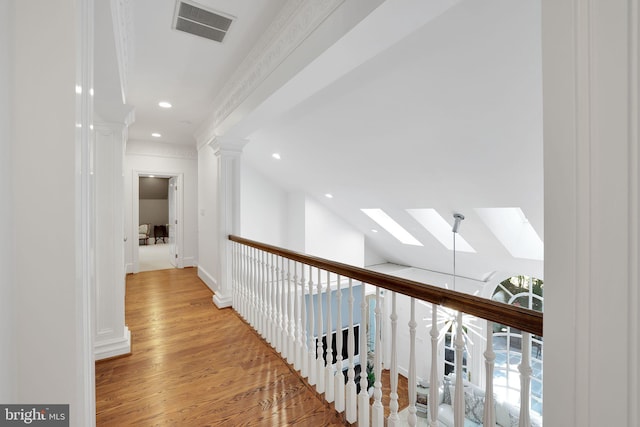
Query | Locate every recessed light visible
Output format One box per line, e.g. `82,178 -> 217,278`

272,153 -> 281,160
325,193 -> 333,199
151,133 -> 161,138
371,229 -> 379,233
361,209 -> 423,246
148,175 -> 155,178
158,101 -> 172,108
75,85 -> 82,94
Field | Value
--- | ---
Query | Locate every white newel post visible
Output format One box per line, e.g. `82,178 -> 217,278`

93,120 -> 131,360
211,137 -> 247,309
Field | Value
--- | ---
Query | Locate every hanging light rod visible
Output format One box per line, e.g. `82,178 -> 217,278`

452,213 -> 465,233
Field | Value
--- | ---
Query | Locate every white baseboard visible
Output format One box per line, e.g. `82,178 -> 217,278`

125,263 -> 134,274
183,256 -> 196,268
94,326 -> 131,360
198,266 -> 217,292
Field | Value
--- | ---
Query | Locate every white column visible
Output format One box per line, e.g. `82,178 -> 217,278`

211,136 -> 247,309
93,120 -> 131,360
543,1 -> 639,425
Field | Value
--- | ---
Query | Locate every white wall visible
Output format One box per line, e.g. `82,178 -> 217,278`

0,0 -> 16,403
241,163 -> 287,247
197,145 -> 219,290
13,0 -> 85,417
125,141 -> 198,271
304,196 -> 364,267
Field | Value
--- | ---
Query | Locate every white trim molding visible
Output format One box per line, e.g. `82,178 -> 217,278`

110,0 -> 133,104
542,0 -> 640,426
198,266 -> 218,293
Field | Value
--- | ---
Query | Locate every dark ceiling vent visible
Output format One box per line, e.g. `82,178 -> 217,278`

173,1 -> 233,43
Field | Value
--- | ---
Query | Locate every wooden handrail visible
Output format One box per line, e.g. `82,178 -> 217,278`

229,235 -> 543,336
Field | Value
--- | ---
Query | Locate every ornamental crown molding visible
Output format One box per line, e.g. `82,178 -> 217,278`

195,0 -> 345,146
110,0 -> 134,104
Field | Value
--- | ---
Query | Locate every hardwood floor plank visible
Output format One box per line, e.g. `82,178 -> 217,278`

96,268 -> 345,426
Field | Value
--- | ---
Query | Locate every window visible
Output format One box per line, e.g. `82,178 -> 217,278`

492,275 -> 543,415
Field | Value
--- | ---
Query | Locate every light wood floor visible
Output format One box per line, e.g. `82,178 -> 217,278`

96,268 -> 407,426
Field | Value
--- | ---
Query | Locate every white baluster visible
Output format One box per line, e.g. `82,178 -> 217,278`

300,265 -> 308,378
484,320 -> 496,426
519,332 -> 532,427
387,292 -> 400,427
280,256 -> 287,357
287,259 -> 295,364
429,304 -> 440,427
358,282 -> 370,426
372,287 -> 383,427
325,271 -> 334,403
258,249 -> 265,336
408,298 -> 417,427
294,262 -> 302,371
454,311 -> 465,427
262,251 -> 269,341
270,253 -> 277,347
307,266 -> 316,385
316,268 -> 325,394
334,275 -> 345,413
250,248 -> 256,328
345,278 -> 357,423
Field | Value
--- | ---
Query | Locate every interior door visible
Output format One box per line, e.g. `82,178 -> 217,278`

168,176 -> 177,267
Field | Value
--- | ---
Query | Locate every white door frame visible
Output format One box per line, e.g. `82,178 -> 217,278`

132,170 -> 185,272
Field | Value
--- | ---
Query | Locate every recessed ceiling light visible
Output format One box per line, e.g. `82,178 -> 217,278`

361,209 -> 423,246
151,133 -> 161,138
158,101 -> 172,108
371,229 -> 379,233
148,175 -> 155,178
407,209 -> 476,253
325,193 -> 333,199
272,153 -> 281,160
75,85 -> 82,94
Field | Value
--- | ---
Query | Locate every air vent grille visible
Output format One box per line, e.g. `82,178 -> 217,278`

173,1 -> 233,43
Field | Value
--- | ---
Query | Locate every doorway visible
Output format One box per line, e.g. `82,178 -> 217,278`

132,171 -> 184,273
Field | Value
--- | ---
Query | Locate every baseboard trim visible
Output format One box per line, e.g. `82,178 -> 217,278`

125,263 -> 134,274
183,256 -> 196,268
198,266 -> 217,292
94,326 -> 131,360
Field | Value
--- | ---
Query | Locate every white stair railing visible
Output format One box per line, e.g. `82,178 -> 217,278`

229,236 -> 543,427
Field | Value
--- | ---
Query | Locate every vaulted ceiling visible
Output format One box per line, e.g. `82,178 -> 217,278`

96,0 -> 543,282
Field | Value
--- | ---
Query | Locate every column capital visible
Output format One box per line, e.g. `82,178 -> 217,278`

211,136 -> 249,157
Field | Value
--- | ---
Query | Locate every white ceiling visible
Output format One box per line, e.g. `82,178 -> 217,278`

96,0 -> 544,282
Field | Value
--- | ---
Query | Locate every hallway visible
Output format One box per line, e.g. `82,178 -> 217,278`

95,268 -> 345,426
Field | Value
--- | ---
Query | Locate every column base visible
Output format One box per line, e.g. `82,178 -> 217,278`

213,293 -> 232,309
95,326 -> 131,360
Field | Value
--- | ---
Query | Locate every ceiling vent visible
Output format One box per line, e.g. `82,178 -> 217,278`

172,1 -> 233,43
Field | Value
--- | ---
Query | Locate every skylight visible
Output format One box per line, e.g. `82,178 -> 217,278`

475,207 -> 543,261
407,209 -> 476,252
361,209 -> 423,246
